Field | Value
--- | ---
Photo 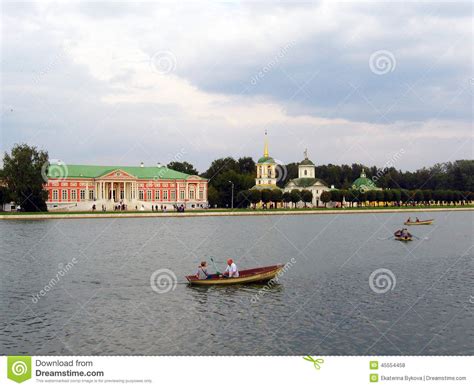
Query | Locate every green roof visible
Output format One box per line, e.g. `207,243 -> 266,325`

299,158 -> 315,166
47,163 -> 201,180
352,170 -> 378,190
257,156 -> 275,164
286,177 -> 328,188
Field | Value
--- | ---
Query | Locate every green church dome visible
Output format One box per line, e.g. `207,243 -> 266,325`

300,158 -> 314,166
352,169 -> 378,190
257,156 -> 275,164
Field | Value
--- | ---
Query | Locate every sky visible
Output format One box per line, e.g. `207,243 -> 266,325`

1,0 -> 472,173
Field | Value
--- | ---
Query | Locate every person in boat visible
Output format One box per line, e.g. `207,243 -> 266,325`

401,228 -> 410,238
406,217 -> 411,223
223,258 -> 239,278
416,217 -> 420,222
196,261 -> 210,279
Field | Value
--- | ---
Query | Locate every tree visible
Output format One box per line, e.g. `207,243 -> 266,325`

384,190 -> 394,204
249,189 -> 261,208
202,157 -> 239,179
2,144 -> 49,212
271,189 -> 283,207
282,192 -> 291,208
236,190 -> 251,208
300,189 -> 313,207
375,190 -> 385,204
166,161 -> 199,175
366,190 -> 377,204
207,186 -> 219,207
261,189 -> 272,207
237,157 -> 256,175
320,191 -> 331,207
290,189 -> 301,207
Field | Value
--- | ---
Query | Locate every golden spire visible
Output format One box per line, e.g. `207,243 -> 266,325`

263,130 -> 269,158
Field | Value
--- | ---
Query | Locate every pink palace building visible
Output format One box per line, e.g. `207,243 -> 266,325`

45,162 -> 208,211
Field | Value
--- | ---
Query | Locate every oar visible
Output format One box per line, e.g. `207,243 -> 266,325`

209,257 -> 221,275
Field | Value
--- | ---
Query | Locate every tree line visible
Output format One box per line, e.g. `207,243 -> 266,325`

1,144 -> 473,211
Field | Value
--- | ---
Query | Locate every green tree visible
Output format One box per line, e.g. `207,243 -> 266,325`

207,186 -> 219,207
2,144 -> 49,212
320,191 -> 331,207
366,190 -> 377,204
271,189 -> 283,207
282,191 -> 291,208
203,157 -> 239,179
237,157 -> 256,175
236,190 -> 251,208
290,189 -> 301,207
301,189 -> 313,207
261,189 -> 272,207
166,161 -> 199,175
249,189 -> 262,208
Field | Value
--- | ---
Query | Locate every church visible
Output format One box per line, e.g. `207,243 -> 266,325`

252,132 -> 330,207
283,150 -> 330,207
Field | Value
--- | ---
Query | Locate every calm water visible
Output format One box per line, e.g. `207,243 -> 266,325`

1,211 -> 473,355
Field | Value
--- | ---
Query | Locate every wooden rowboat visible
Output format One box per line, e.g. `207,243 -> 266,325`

404,219 -> 434,225
186,264 -> 285,286
394,236 -> 413,242
394,231 -> 413,241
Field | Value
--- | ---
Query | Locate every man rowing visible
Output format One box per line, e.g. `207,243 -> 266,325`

223,258 -> 239,278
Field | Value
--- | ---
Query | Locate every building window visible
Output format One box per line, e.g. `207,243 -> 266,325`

62,190 -> 68,200
171,191 -> 176,200
71,190 -> 77,200
89,190 -> 94,200
163,191 -> 168,200
180,190 -> 185,200
304,169 -> 307,176
80,189 -> 86,200
199,190 -> 203,199
147,190 -> 152,201
139,190 -> 144,200
53,190 -> 58,200
120,190 -> 124,200
155,191 -> 160,200
267,180 -> 271,184
189,190 -> 195,200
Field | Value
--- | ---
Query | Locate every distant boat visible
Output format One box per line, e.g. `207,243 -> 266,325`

186,264 -> 284,286
404,219 -> 434,225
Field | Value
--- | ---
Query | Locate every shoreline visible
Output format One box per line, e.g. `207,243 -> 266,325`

0,206 -> 472,220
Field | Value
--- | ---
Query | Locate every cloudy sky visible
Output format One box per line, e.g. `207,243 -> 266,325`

1,1 -> 472,172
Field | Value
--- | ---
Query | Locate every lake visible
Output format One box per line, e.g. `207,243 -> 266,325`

1,211 -> 473,355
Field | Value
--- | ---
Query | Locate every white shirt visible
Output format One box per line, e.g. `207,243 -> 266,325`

225,263 -> 239,277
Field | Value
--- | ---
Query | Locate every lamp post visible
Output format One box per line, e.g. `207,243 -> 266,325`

228,180 -> 234,209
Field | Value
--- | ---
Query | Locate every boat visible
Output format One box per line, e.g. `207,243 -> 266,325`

394,230 -> 412,241
186,264 -> 285,286
404,219 -> 434,225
